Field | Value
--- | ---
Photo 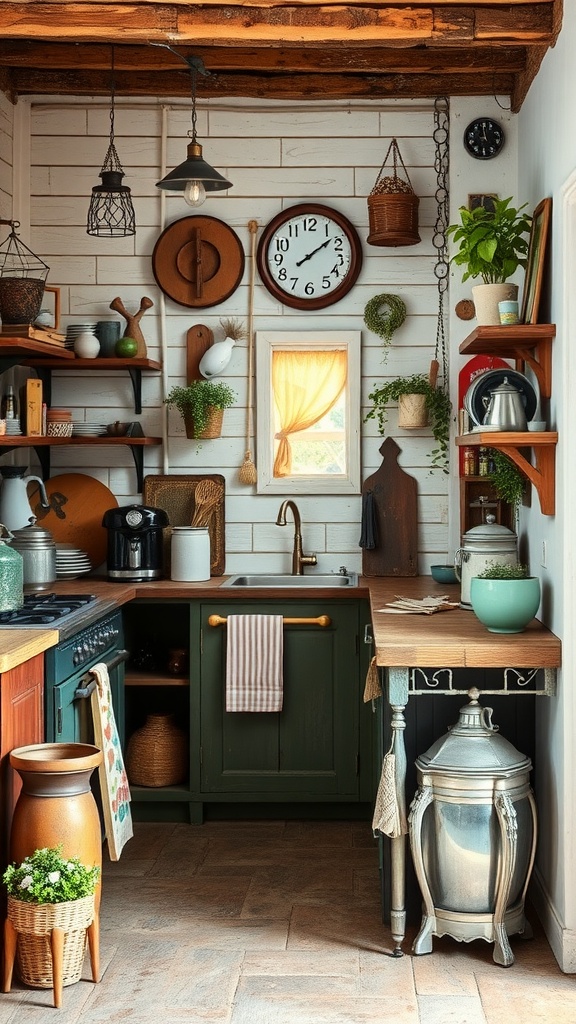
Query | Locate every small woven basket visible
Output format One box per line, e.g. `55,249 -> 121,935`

367,139 -> 420,247
8,894 -> 94,989
47,421 -> 74,437
126,713 -> 188,787
184,406 -> 224,440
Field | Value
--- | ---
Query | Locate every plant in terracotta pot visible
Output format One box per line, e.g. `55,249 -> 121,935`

365,372 -> 452,472
447,197 -> 532,324
3,844 -> 100,1004
164,380 -> 236,441
470,561 -> 541,634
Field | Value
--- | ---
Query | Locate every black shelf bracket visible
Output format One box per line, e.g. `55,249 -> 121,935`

127,367 -> 143,414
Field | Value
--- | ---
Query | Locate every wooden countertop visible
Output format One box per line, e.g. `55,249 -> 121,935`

0,575 -> 561,674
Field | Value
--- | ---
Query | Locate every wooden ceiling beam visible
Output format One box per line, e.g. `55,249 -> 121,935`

7,66 -> 515,100
0,42 -> 527,75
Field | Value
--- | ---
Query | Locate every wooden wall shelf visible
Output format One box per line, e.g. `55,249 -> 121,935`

22,356 -> 162,414
459,324 -> 555,398
456,432 -> 558,515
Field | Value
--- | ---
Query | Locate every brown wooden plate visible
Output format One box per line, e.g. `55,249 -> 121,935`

151,216 -> 244,309
142,473 -> 225,576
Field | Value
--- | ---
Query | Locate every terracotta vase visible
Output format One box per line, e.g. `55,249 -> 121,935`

9,743 -> 103,903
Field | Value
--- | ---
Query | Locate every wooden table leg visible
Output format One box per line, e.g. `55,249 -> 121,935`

50,927 -> 65,1009
87,911 -> 100,983
2,918 -> 17,992
387,667 -> 410,956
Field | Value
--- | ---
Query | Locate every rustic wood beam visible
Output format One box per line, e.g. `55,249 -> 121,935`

7,66 -> 515,100
0,41 -> 527,75
0,4 -> 554,47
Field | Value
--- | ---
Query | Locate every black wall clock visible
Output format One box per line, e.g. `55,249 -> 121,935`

257,203 -> 363,310
463,118 -> 505,160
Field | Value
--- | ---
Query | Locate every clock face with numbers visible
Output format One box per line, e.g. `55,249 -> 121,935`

256,204 -> 363,310
463,118 -> 505,160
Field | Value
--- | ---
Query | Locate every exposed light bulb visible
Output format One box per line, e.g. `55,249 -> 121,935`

184,180 -> 206,207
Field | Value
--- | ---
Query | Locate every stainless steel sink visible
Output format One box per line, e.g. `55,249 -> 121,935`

221,573 -> 359,588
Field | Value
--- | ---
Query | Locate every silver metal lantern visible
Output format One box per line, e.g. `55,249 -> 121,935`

408,687 -> 536,966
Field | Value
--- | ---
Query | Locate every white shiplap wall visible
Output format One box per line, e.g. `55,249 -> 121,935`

15,96 -> 449,574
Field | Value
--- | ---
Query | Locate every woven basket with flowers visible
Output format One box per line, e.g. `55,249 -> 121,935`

367,138 -> 421,247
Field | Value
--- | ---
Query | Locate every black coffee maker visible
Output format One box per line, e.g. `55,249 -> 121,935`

102,505 -> 169,581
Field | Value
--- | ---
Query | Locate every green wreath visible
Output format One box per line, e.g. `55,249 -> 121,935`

363,293 -> 407,344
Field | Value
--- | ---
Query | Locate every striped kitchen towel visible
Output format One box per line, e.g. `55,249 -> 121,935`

225,614 -> 284,712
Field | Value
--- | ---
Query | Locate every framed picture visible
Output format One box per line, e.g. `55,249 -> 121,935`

520,198 -> 552,325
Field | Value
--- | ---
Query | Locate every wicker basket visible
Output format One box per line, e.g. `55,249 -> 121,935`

47,421 -> 74,437
184,406 -> 224,440
367,139 -> 420,247
126,713 -> 188,787
8,894 -> 94,989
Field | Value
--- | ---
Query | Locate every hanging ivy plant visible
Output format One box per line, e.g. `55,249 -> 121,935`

488,449 -> 525,521
363,293 -> 407,353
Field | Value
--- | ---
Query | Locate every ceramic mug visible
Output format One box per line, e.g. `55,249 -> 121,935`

95,320 -> 121,356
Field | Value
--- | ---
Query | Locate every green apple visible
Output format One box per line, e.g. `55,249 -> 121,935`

115,336 -> 138,358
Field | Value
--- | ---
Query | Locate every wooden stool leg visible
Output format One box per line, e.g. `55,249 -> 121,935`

87,911 -> 100,983
50,927 -> 65,1009
2,918 -> 17,993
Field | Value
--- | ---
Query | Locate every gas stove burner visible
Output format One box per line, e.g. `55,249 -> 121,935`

0,593 -> 97,626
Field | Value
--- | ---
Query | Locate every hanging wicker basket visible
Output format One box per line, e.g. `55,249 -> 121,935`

8,894 -> 94,990
126,713 -> 188,787
183,406 -> 224,440
367,139 -> 420,247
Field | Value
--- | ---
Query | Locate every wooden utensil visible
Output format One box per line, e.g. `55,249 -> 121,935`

191,478 -> 222,526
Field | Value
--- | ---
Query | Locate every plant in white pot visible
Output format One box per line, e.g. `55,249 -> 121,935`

470,561 -> 541,634
365,371 -> 452,472
447,197 -> 532,325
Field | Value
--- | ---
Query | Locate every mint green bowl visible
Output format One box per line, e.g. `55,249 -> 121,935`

470,576 -> 541,633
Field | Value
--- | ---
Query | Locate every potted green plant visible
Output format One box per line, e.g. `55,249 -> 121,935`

365,373 -> 452,472
470,561 -> 541,634
447,197 -> 532,325
164,380 -> 236,441
3,844 -> 100,1002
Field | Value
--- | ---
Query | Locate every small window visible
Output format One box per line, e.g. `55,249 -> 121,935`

255,330 -> 361,494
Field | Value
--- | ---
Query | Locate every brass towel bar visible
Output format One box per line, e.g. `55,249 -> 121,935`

207,613 -> 331,628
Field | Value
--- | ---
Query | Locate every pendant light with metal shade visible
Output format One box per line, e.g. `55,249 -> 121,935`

155,54 -> 232,207
87,45 -> 136,237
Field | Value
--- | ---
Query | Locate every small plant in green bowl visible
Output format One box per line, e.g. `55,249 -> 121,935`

476,562 -> 530,580
3,845 -> 100,904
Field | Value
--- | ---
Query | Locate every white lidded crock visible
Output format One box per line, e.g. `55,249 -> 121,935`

9,516 -> 57,591
454,515 -> 517,609
170,527 -> 210,582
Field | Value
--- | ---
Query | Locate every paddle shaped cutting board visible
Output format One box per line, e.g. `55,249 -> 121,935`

361,437 -> 418,577
28,473 -> 118,569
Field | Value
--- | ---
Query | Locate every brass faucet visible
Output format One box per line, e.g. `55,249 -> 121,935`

275,499 -> 317,575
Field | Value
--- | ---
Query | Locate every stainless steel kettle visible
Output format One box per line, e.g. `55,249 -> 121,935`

482,377 -> 527,431
9,516 -> 57,592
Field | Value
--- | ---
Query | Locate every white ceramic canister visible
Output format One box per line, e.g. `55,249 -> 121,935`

170,527 -> 210,582
74,330 -> 100,358
454,516 -> 518,609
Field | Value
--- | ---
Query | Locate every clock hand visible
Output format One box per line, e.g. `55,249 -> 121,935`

295,238 -> 331,267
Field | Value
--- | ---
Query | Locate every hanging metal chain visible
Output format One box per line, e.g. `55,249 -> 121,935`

432,96 -> 450,386
109,44 -> 116,146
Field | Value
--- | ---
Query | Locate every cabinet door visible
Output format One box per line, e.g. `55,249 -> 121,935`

199,600 -> 361,800
0,655 -> 44,869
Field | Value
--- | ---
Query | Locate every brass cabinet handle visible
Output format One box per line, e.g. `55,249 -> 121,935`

208,613 -> 331,628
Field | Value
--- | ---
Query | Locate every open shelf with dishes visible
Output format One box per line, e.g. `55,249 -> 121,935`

455,431 -> 557,515
459,324 -> 555,398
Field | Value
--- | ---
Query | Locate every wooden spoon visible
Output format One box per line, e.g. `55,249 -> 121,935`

191,479 -> 222,527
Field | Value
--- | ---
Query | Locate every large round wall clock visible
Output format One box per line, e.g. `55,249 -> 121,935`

463,118 -> 505,160
257,204 -> 363,310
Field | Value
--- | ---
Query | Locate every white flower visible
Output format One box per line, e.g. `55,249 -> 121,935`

47,871 -> 60,884
66,862 -> 75,872
19,876 -> 33,890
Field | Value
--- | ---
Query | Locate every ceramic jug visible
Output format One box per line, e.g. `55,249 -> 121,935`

199,337 -> 235,378
0,467 -> 50,531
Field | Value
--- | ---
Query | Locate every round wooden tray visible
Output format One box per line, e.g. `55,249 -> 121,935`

27,473 -> 118,569
152,215 -> 245,308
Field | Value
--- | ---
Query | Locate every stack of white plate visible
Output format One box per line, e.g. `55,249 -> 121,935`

65,324 -> 97,351
55,545 -> 92,579
4,418 -> 22,435
71,422 -> 107,437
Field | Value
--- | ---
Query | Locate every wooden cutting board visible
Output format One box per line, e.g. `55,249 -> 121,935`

361,437 -> 418,577
27,473 -> 118,569
142,474 -> 225,576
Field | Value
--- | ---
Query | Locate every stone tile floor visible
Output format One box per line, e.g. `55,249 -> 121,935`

2,820 -> 575,1023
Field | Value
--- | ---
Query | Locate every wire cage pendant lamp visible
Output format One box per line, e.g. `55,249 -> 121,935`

155,54 -> 232,207
87,45 -> 136,237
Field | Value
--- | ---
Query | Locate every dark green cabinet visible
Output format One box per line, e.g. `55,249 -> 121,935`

122,597 -> 374,822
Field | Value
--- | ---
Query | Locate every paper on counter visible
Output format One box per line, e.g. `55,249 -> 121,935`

377,595 -> 460,615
